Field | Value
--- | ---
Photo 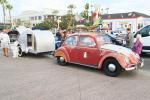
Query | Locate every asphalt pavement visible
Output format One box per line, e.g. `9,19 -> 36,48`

0,48 -> 150,100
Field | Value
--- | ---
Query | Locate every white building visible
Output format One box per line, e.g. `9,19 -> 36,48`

13,10 -> 39,27
101,12 -> 150,32
14,9 -> 67,28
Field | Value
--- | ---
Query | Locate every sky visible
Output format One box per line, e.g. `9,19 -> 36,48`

0,0 -> 150,21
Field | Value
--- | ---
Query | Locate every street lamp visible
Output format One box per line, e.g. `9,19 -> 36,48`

57,17 -> 62,30
106,8 -> 109,14
101,9 -> 103,14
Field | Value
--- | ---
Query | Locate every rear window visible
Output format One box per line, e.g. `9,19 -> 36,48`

96,35 -> 112,44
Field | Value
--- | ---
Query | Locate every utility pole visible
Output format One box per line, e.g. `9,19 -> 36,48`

106,8 -> 109,14
101,9 -> 103,15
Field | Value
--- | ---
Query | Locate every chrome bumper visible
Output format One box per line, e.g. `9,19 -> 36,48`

125,59 -> 144,71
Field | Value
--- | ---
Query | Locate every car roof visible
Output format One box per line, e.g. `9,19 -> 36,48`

69,32 -> 102,37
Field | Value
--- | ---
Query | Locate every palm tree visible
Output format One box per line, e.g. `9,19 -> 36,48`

67,4 -> 76,15
52,9 -> 59,22
52,10 -> 59,16
0,0 -> 7,28
67,4 -> 76,29
6,3 -> 13,25
85,3 -> 89,18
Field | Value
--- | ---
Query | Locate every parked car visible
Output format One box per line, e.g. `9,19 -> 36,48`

113,28 -> 127,36
135,25 -> 150,53
55,32 -> 143,77
105,33 -> 126,46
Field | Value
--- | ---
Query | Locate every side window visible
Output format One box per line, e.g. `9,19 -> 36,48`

79,36 -> 96,47
140,26 -> 150,37
147,25 -> 150,35
65,36 -> 77,46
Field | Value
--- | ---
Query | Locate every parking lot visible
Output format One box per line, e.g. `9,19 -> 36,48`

0,49 -> 150,100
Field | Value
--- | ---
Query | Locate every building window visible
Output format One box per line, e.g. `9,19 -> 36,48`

44,15 -> 47,19
38,16 -> 42,20
31,17 -> 34,20
35,16 -> 37,20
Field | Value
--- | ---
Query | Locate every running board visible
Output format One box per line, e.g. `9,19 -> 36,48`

69,62 -> 98,68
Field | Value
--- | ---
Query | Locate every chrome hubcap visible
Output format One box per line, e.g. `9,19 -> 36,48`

108,64 -> 116,72
60,57 -> 65,62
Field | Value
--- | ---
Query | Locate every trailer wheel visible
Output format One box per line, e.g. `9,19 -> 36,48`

103,58 -> 122,77
57,56 -> 67,66
18,46 -> 23,57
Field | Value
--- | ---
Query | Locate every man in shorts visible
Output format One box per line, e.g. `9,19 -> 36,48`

0,29 -> 10,57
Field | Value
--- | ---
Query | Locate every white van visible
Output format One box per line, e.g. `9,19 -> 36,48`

136,25 -> 150,53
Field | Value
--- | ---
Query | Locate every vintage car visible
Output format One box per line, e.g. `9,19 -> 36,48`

55,32 -> 144,77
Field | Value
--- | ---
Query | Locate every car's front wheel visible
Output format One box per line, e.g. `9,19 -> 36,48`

103,58 -> 122,77
57,56 -> 67,66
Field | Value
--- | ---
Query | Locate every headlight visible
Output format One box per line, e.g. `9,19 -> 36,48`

118,53 -> 130,64
125,56 -> 130,64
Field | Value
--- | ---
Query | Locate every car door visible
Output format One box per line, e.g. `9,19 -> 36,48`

63,35 -> 79,62
75,36 -> 100,66
139,25 -> 150,50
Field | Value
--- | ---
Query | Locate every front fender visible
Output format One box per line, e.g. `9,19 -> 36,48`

98,52 -> 128,69
55,47 -> 70,62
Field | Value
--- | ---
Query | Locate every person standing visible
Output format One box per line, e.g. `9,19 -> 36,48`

60,30 -> 67,46
0,29 -> 10,57
55,31 -> 62,49
125,28 -> 134,48
132,33 -> 144,67
132,34 -> 143,56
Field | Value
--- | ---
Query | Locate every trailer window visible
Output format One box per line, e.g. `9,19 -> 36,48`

27,34 -> 32,46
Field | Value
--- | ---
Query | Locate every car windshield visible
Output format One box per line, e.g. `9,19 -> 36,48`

96,35 -> 112,45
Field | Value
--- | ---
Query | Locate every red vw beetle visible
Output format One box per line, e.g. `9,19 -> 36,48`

55,32 -> 143,77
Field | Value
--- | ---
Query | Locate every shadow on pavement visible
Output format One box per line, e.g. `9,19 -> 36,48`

55,62 -> 140,78
68,63 -> 100,72
22,53 -> 54,59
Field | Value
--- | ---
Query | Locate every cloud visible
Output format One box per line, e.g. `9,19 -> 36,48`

0,0 -> 149,22
10,0 -> 85,15
101,0 -> 150,14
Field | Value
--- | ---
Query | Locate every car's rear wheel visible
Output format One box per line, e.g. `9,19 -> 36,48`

103,58 -> 122,77
57,56 -> 67,66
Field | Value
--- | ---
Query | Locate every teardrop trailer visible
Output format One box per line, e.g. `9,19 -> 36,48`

8,27 -> 55,56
